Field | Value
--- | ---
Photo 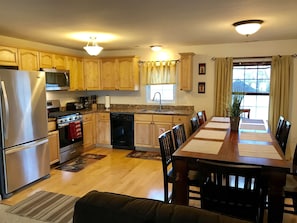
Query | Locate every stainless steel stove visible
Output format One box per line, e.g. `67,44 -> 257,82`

47,100 -> 83,163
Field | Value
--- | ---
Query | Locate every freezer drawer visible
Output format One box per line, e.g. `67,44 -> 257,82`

3,138 -> 50,194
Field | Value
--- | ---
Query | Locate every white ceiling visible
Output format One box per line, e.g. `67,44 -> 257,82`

1,0 -> 297,52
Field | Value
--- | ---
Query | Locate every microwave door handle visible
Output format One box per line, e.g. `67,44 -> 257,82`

1,81 -> 9,140
64,72 -> 69,85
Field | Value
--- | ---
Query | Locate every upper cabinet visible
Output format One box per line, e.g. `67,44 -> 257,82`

0,46 -> 18,66
39,52 -> 66,69
101,56 -> 139,91
83,58 -> 101,90
18,49 -> 40,71
67,56 -> 84,91
179,52 -> 194,91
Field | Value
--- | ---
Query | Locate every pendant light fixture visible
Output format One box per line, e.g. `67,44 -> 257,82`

83,37 -> 103,56
233,20 -> 263,36
150,45 -> 162,52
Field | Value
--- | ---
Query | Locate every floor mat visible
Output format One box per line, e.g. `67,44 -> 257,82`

6,190 -> 79,223
126,150 -> 161,161
56,153 -> 106,172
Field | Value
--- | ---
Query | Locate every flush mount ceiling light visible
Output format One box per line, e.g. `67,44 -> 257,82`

233,20 -> 263,36
83,37 -> 103,56
150,45 -> 162,52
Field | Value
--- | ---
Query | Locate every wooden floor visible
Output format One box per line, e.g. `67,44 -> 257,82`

1,147 -> 165,206
0,147 -> 296,223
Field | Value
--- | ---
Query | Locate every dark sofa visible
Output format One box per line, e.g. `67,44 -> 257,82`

73,190 -> 251,223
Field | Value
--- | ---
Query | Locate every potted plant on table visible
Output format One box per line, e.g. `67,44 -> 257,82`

229,93 -> 244,131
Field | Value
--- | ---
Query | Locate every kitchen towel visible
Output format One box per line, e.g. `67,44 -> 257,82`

105,96 -> 110,109
68,121 -> 82,140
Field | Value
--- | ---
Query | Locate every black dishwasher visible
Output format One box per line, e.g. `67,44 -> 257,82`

110,113 -> 134,149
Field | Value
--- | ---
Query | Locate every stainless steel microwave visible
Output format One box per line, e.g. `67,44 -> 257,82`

41,68 -> 70,91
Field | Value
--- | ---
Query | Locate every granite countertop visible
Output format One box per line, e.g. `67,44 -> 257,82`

79,104 -> 194,116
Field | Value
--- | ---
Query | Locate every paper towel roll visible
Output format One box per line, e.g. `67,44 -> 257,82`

105,96 -> 110,109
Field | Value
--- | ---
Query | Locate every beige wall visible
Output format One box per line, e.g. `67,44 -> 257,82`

1,35 -> 296,158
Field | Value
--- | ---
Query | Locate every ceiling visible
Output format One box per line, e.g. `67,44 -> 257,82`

1,0 -> 297,52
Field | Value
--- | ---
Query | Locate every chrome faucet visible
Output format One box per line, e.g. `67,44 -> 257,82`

152,92 -> 162,111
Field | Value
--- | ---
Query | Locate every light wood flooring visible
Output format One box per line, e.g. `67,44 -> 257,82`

1,147 -> 296,223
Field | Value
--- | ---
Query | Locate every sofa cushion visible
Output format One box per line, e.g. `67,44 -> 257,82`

73,190 -> 251,223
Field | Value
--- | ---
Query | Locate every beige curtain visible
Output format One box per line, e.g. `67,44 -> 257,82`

143,61 -> 177,85
269,55 -> 293,134
214,58 -> 233,116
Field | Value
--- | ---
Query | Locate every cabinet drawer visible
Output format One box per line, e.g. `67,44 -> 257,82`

48,121 -> 56,132
172,115 -> 188,124
153,114 -> 172,123
134,114 -> 153,122
97,112 -> 110,120
83,114 -> 93,122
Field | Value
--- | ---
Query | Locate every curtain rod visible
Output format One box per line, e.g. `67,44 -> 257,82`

211,54 -> 297,61
138,59 -> 180,64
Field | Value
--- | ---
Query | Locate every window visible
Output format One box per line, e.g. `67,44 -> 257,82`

232,62 -> 271,120
146,84 -> 175,103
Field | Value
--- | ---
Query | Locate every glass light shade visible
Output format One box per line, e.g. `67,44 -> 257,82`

233,20 -> 263,36
150,45 -> 162,51
83,45 -> 103,56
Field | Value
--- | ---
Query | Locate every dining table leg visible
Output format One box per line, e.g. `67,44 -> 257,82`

264,169 -> 287,223
172,158 -> 189,205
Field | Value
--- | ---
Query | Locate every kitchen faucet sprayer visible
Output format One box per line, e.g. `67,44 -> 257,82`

152,92 -> 162,111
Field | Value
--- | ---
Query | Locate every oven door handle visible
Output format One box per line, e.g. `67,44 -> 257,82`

58,123 -> 70,128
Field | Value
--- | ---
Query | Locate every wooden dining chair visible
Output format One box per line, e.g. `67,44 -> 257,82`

172,123 -> 187,150
158,130 -> 176,203
159,129 -> 200,203
197,160 -> 264,223
197,110 -> 207,125
278,120 -> 291,154
275,115 -> 285,142
240,108 -> 250,119
172,123 -> 201,200
283,144 -> 297,214
190,116 -> 199,134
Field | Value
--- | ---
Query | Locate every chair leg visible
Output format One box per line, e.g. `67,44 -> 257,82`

164,178 -> 169,203
293,195 -> 297,214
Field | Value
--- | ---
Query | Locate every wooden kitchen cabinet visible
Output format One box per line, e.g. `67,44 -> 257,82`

96,112 -> 111,146
0,46 -> 18,66
179,52 -> 194,91
18,49 -> 40,71
134,114 -> 172,149
172,115 -> 191,138
48,130 -> 60,165
83,58 -> 101,90
39,52 -> 67,69
134,114 -> 153,148
67,56 -> 84,91
152,115 -> 173,148
101,56 -> 139,91
83,113 -> 96,150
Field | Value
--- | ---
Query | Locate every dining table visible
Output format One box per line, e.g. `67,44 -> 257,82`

172,116 -> 291,223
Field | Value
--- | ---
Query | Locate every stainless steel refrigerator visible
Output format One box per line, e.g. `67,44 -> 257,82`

0,69 -> 49,199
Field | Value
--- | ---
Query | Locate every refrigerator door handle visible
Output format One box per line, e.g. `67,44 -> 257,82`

1,81 -> 9,140
5,138 -> 48,154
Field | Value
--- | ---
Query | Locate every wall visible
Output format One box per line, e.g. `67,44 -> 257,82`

1,35 -> 296,158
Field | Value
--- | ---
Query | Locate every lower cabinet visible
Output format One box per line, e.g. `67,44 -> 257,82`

83,113 -> 96,150
48,130 -> 59,165
96,112 -> 111,146
134,114 -> 173,149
